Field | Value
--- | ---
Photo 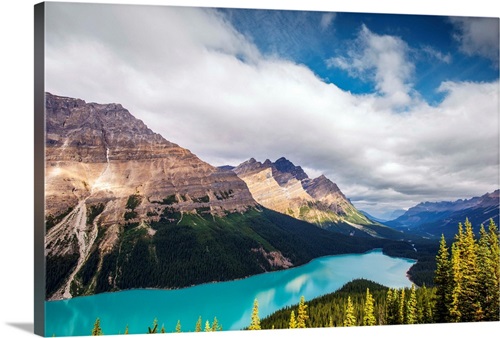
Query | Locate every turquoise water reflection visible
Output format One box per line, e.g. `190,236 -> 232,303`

45,249 -> 415,336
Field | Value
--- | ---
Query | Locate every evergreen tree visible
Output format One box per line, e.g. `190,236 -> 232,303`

91,318 -> 103,336
343,296 -> 356,327
449,239 -> 462,322
434,235 -> 451,322
160,324 -> 165,333
297,296 -> 309,328
406,284 -> 417,324
195,316 -> 202,332
419,285 -> 433,323
386,288 -> 396,324
148,318 -> 158,334
211,317 -> 221,331
204,320 -> 211,332
249,298 -> 261,330
363,288 -> 376,326
124,325 -> 129,335
175,320 -> 181,333
460,219 -> 482,321
289,310 -> 297,329
328,315 -> 334,327
484,220 -> 500,321
398,288 -> 405,324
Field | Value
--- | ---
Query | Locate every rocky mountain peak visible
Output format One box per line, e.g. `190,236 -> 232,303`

273,157 -> 309,183
45,92 -> 257,233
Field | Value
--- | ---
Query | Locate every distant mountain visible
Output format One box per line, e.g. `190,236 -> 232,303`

44,93 -> 390,301
360,210 -> 388,223
385,190 -> 499,239
233,158 -> 405,240
388,209 -> 406,220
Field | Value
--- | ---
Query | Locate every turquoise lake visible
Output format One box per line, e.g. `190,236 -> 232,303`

45,249 -> 416,336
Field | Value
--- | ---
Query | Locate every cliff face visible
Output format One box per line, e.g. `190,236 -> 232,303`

45,92 -> 255,221
233,158 -> 395,238
44,93 -> 257,299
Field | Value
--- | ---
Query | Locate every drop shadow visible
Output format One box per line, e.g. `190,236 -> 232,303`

6,322 -> 34,334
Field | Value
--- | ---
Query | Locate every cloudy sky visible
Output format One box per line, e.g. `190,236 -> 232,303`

44,2 -> 499,218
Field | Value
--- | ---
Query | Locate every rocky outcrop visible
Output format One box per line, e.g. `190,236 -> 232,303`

45,93 -> 256,223
233,157 -> 390,237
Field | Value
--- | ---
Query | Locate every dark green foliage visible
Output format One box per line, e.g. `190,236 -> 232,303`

155,194 -> 177,205
124,194 -> 142,220
90,207 -> 397,293
87,204 -> 105,225
261,279 -> 389,329
78,248 -> 99,287
46,253 -> 79,297
124,210 -> 138,220
45,207 -> 73,230
147,318 -> 158,334
126,194 -> 142,210
434,219 -> 500,323
94,249 -> 118,294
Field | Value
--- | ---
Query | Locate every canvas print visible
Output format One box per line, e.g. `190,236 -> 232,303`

34,1 -> 500,337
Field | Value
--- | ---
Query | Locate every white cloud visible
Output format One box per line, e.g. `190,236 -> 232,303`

421,45 -> 452,63
45,4 -> 499,216
326,24 -> 415,109
320,12 -> 336,30
450,17 -> 499,63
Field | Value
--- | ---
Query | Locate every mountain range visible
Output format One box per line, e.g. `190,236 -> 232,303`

44,93 -> 404,300
228,158 -> 405,239
385,190 -> 499,239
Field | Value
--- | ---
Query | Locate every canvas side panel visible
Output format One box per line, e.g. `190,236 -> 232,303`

34,2 -> 45,336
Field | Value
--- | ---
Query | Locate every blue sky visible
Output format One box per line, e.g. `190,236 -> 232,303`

222,9 -> 499,105
44,3 -> 499,218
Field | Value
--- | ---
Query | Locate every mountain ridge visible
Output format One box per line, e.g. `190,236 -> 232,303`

232,157 -> 406,240
44,93 -> 400,301
385,190 -> 499,238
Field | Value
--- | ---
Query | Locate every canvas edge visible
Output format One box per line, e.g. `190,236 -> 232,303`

34,2 -> 46,336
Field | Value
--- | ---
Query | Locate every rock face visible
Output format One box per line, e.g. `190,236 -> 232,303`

44,93 -> 257,299
45,92 -> 255,221
233,158 -> 396,238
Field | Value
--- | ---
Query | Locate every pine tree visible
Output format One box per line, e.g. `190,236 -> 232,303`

449,239 -> 462,322
91,318 -> 103,336
204,320 -> 211,332
175,320 -> 181,333
148,318 -> 158,334
289,310 -> 297,329
328,315 -> 334,327
343,296 -> 356,327
160,324 -> 165,333
363,288 -> 376,326
461,219 -> 482,321
434,234 -> 451,322
419,285 -> 433,323
484,219 -> 500,321
195,316 -> 202,332
398,288 -> 405,324
406,284 -> 417,324
249,299 -> 261,330
386,288 -> 396,324
124,325 -> 129,335
211,317 -> 221,331
297,296 -> 309,328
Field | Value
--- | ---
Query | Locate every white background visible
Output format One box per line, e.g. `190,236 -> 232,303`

0,0 -> 498,337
